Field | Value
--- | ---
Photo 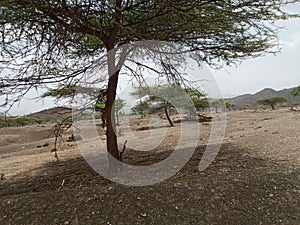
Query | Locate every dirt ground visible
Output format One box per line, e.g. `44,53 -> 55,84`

0,109 -> 299,225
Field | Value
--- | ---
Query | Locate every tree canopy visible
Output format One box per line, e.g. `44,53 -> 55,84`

130,84 -> 209,126
257,97 -> 288,110
0,0 -> 298,161
131,101 -> 151,117
291,86 -> 300,97
225,101 -> 235,110
1,1 -> 297,100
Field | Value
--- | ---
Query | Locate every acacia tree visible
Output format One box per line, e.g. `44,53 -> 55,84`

225,101 -> 235,111
291,86 -> 300,97
290,86 -> 300,110
115,98 -> 126,126
130,85 -> 179,127
0,0 -> 298,162
184,87 -> 209,118
257,97 -> 288,110
131,100 -> 151,118
210,99 -> 225,113
131,85 -> 209,126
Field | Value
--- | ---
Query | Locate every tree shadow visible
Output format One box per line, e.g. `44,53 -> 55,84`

0,143 -> 299,225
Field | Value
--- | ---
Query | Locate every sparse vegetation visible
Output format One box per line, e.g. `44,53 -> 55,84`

130,85 -> 209,126
0,1 -> 299,224
290,86 -> 300,110
115,99 -> 126,126
225,101 -> 235,111
67,134 -> 83,142
0,116 -> 44,128
0,110 -> 299,224
1,0 -> 296,162
210,99 -> 225,113
291,86 -> 300,97
257,97 -> 288,110
131,101 -> 151,118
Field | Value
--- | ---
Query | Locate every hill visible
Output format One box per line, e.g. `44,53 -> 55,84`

27,106 -> 72,121
228,87 -> 300,108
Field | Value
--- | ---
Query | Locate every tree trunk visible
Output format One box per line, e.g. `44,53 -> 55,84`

105,48 -> 120,161
271,104 -> 275,110
164,103 -> 174,127
101,110 -> 106,128
116,111 -> 120,126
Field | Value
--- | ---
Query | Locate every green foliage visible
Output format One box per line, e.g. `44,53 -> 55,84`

225,101 -> 235,110
209,99 -> 226,112
291,86 -> 300,97
130,85 -> 171,115
0,0 -> 298,158
1,0 -> 297,100
131,101 -> 151,116
0,116 -> 44,128
115,99 -> 126,113
42,85 -> 77,99
257,97 -> 287,109
184,88 -> 209,110
130,85 -> 208,114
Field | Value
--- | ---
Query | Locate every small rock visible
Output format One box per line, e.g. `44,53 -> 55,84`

140,213 -> 147,217
269,193 -> 274,197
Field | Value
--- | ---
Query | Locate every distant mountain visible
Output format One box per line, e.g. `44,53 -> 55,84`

27,106 -> 72,120
227,87 -> 300,108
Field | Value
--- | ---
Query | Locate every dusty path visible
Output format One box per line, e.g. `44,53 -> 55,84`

0,109 -> 299,225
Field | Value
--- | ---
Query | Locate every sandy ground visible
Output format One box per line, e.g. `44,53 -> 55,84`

0,108 -> 299,225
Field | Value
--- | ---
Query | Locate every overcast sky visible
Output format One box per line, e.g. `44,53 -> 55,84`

213,4 -> 300,97
2,3 -> 300,116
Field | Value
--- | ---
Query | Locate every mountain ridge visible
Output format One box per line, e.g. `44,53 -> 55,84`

227,86 -> 300,108
24,86 -> 300,118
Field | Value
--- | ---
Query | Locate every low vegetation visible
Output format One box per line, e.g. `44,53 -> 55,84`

257,97 -> 288,110
291,86 -> 300,97
0,116 -> 45,128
